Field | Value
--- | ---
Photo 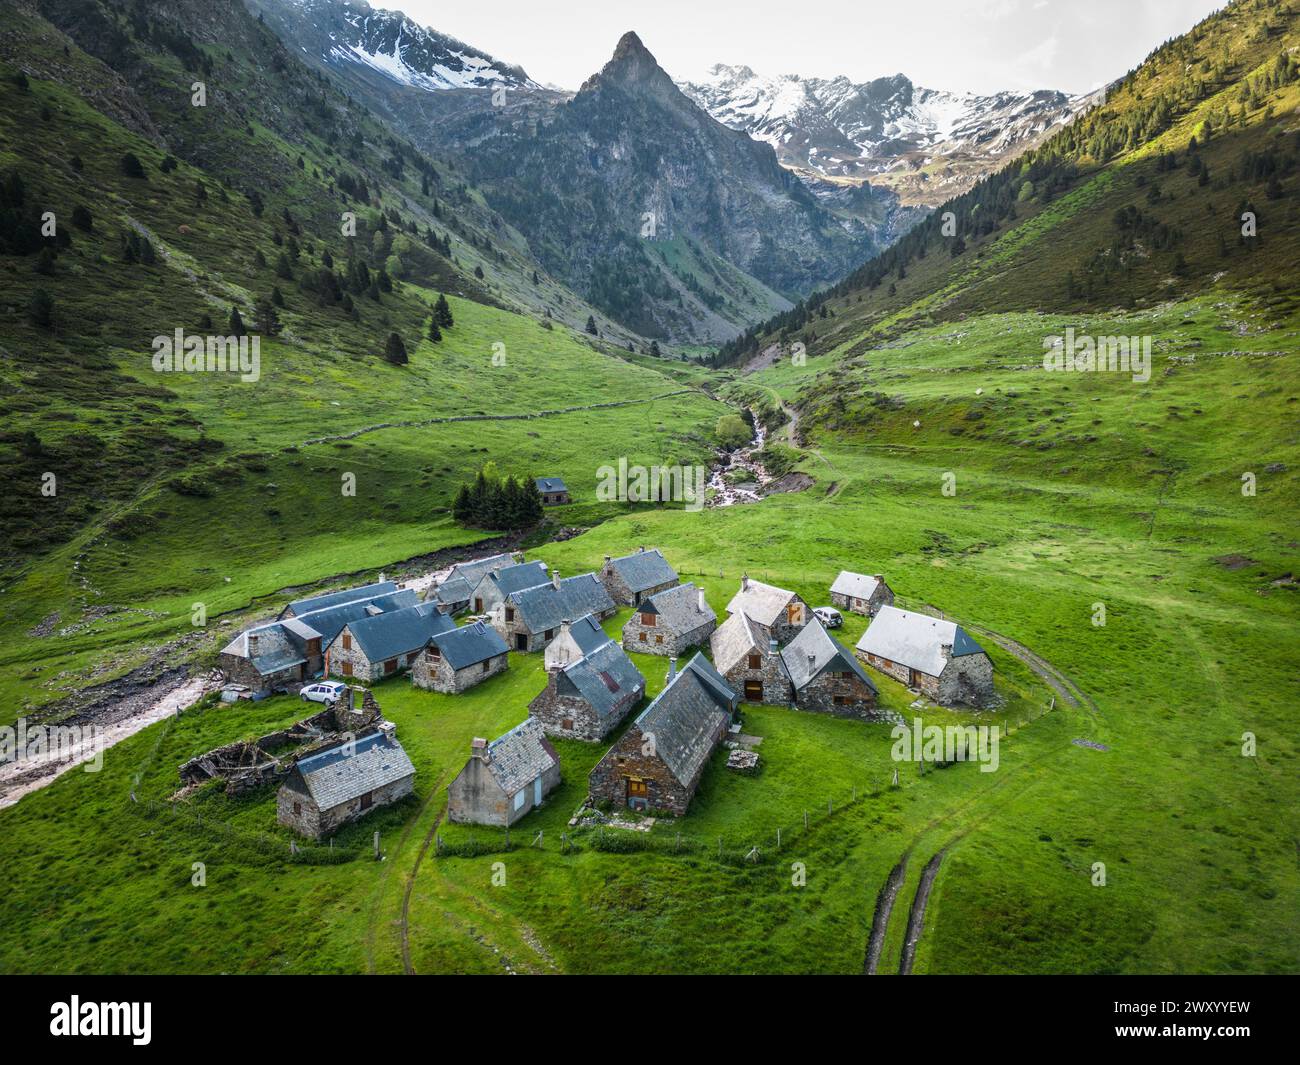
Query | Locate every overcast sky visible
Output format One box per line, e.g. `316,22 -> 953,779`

392,0 -> 1227,94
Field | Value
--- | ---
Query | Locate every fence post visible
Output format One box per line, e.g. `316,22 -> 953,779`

776,827 -> 781,848
804,810 -> 809,830
373,830 -> 381,861
852,785 -> 857,803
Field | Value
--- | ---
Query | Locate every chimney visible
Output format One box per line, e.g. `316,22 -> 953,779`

741,573 -> 750,592
512,551 -> 524,563
807,653 -> 816,672
638,545 -> 646,553
247,631 -> 259,656
552,569 -> 561,591
378,720 -> 396,740
378,571 -> 386,583
697,587 -> 708,614
471,737 -> 489,762
667,658 -> 677,684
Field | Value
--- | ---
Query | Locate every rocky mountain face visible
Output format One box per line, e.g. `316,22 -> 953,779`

680,65 -> 1093,206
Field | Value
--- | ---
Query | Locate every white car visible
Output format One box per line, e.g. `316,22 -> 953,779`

813,606 -> 843,629
300,681 -> 347,704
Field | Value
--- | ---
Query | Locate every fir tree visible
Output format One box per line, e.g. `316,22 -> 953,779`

384,331 -> 408,365
434,293 -> 454,328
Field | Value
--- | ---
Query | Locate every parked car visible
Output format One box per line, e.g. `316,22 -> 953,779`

300,680 -> 347,704
813,606 -> 843,629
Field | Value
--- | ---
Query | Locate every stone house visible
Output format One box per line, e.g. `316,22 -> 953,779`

598,546 -> 679,606
276,723 -> 416,839
781,619 -> 880,718
855,606 -> 994,707
411,621 -> 510,694
534,476 -> 570,506
447,719 -> 561,826
588,654 -> 738,816
830,571 -> 894,617
219,585 -> 419,695
325,601 -> 454,682
724,575 -> 810,646
709,610 -> 792,704
495,571 -> 616,653
426,552 -> 519,614
279,578 -> 403,621
622,582 -> 716,657
466,559 -> 549,617
529,623 -> 645,741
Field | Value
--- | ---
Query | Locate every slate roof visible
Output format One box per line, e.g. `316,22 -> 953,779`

482,560 -> 550,599
567,613 -> 613,656
337,601 -> 455,662
432,574 -> 474,608
535,476 -> 567,494
431,553 -> 521,606
606,547 -> 678,593
781,619 -> 877,693
293,731 -> 415,811
282,580 -> 399,619
830,571 -> 885,600
484,719 -> 559,797
428,621 -> 509,669
289,590 -> 418,647
637,582 -> 715,634
556,639 -> 645,721
725,578 -> 800,627
632,653 -> 736,787
710,610 -> 778,675
855,606 -> 987,678
509,573 -> 615,634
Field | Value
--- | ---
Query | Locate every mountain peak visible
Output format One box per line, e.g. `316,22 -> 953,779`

580,30 -> 674,94
612,30 -> 651,61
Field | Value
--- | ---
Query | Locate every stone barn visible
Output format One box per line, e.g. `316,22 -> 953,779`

598,547 -> 679,606
710,610 -> 792,705
529,627 -> 645,741
622,582 -> 716,656
829,571 -> 895,617
725,575 -> 810,646
447,719 -> 561,826
495,571 -> 616,653
588,655 -> 738,816
780,619 -> 880,718
324,602 -> 454,682
426,552 -> 518,614
276,724 -> 416,839
534,476 -> 570,506
855,606 -> 994,707
467,559 -> 549,617
411,621 -> 510,694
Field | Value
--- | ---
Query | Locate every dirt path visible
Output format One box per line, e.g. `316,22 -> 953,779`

899,850 -> 946,974
401,794 -> 447,975
864,857 -> 908,974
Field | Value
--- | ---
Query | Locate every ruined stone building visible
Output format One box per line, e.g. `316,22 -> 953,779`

710,610 -> 792,705
588,655 -> 738,816
854,606 -> 994,707
780,619 -> 880,718
447,719 -> 561,826
621,582 -> 716,657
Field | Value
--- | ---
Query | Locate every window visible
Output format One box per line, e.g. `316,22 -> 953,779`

545,629 -> 555,641
360,791 -> 373,810
428,645 -> 441,660
627,778 -> 648,798
473,598 -> 483,612
654,634 -> 664,645
384,658 -> 397,674
513,789 -> 526,811
641,613 -> 656,627
747,654 -> 761,670
505,608 -> 515,622
342,633 -> 352,650
788,603 -> 803,624
638,633 -> 647,642
482,660 -> 491,673
834,695 -> 848,706
561,718 -> 574,731
293,801 -> 301,815
341,662 -> 353,677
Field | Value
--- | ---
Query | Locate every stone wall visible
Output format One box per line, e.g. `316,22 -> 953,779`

599,564 -> 677,606
276,771 -> 414,840
448,754 -> 561,826
935,653 -> 995,707
528,675 -> 639,741
589,723 -> 720,817
218,652 -> 303,694
621,616 -> 715,657
831,583 -> 894,617
795,671 -> 881,720
721,652 -> 791,705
